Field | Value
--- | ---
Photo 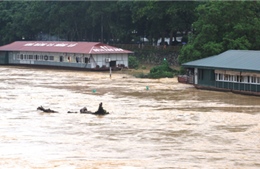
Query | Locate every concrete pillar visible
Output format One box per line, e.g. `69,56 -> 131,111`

194,68 -> 198,84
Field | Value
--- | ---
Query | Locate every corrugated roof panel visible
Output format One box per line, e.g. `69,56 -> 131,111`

182,50 -> 260,72
0,41 -> 133,54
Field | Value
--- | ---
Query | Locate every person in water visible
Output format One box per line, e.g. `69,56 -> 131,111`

95,102 -> 109,115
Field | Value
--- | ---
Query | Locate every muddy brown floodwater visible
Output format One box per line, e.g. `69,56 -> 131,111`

0,66 -> 260,169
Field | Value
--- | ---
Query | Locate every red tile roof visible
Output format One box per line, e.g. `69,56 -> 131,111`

0,41 -> 133,54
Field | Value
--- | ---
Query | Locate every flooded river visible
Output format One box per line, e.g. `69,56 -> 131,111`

0,66 -> 259,169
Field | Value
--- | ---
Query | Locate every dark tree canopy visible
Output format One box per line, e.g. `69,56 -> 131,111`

0,1 -> 198,45
1,1 -> 260,66
178,1 -> 260,64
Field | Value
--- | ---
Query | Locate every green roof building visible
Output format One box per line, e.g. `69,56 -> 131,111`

180,50 -> 260,96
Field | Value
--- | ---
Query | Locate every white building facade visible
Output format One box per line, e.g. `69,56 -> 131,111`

0,41 -> 133,70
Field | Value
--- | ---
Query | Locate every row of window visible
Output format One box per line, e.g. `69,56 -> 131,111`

216,73 -> 260,84
17,54 -> 54,61
16,54 -> 90,63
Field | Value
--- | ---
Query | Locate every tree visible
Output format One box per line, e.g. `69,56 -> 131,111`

0,2 -> 30,44
87,1 -> 136,44
0,1 -> 198,46
178,1 -> 260,64
132,1 -> 198,45
166,1 -> 199,45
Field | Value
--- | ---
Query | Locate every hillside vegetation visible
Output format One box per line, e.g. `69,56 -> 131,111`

1,1 -> 260,68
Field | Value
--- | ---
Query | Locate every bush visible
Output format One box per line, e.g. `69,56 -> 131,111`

148,71 -> 174,78
146,59 -> 177,78
128,55 -> 139,69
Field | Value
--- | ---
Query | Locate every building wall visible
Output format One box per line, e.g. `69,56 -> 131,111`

215,81 -> 260,92
92,53 -> 128,68
6,51 -> 128,69
6,51 -> 92,68
198,69 -> 215,86
197,68 -> 260,92
9,51 -> 91,63
0,52 -> 8,64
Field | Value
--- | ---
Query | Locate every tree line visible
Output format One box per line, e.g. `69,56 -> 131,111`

0,1 -> 198,45
179,1 -> 260,64
0,1 -> 260,64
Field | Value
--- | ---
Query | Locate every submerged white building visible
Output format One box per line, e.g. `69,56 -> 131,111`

0,41 -> 133,70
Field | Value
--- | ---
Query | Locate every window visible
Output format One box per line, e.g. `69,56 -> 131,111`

44,55 -> 48,60
228,75 -> 233,81
85,57 -> 89,63
236,76 -> 240,82
241,76 -> 248,83
40,55 -> 44,60
78,57 -> 83,63
60,56 -> 63,62
251,76 -> 257,83
215,72 -> 260,84
49,56 -> 54,60
24,55 -> 29,60
219,74 -> 224,81
233,75 -> 237,82
215,73 -> 219,80
224,74 -> 228,81
257,77 -> 260,84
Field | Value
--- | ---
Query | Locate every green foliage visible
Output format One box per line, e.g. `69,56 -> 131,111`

150,59 -> 172,74
2,0 -> 260,68
178,44 -> 201,64
223,36 -> 251,50
201,41 -> 223,57
146,59 -> 177,79
132,1 -> 198,45
128,55 -> 139,69
148,71 -> 174,79
179,1 -> 260,64
0,1 -> 199,45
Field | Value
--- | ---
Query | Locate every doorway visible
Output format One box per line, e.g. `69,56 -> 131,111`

109,61 -> 116,67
